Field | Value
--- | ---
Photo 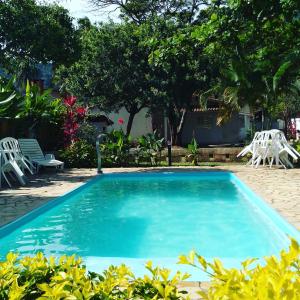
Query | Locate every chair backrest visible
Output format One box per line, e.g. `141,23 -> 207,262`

0,137 -> 24,163
18,139 -> 45,161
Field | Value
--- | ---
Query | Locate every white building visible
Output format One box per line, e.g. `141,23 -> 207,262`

107,107 -> 152,138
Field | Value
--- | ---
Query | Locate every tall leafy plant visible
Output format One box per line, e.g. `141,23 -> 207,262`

137,131 -> 164,166
186,137 -> 199,165
16,81 -> 64,137
0,76 -> 18,117
100,130 -> 132,166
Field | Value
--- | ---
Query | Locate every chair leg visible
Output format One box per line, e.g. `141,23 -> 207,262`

255,156 -> 262,168
11,161 -> 26,186
24,160 -> 34,175
246,158 -> 252,166
269,157 -> 274,168
20,160 -> 34,175
2,171 -> 12,188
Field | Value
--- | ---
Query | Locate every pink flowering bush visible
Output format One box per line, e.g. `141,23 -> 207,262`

288,120 -> 297,139
63,95 -> 87,145
59,95 -> 96,168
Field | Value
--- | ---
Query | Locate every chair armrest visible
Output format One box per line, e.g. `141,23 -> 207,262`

45,153 -> 55,160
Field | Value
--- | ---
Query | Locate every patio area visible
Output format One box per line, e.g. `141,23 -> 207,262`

1,165 -> 300,229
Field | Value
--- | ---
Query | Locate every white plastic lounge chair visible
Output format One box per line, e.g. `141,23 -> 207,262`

0,137 -> 33,187
18,139 -> 64,173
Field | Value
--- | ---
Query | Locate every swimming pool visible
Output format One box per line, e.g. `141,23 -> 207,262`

0,171 -> 299,280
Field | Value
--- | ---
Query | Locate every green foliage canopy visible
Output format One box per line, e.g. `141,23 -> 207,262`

187,0 -> 300,123
0,0 -> 80,76
56,22 -> 161,136
89,0 -> 208,23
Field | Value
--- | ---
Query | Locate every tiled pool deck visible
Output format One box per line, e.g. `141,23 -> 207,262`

0,165 -> 300,298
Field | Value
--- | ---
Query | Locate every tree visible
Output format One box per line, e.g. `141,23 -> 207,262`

158,0 -> 300,131
60,0 -> 300,142
0,0 -> 80,77
89,0 -> 208,23
86,1 -> 216,145
56,22 -> 160,136
143,18 -> 212,144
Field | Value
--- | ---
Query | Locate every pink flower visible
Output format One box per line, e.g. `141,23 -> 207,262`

118,118 -> 124,125
76,107 -> 86,119
66,110 -> 75,118
64,95 -> 77,107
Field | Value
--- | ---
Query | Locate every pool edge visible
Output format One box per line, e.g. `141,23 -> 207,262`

230,173 -> 300,241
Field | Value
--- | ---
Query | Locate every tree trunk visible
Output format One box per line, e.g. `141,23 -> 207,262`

167,108 -> 187,146
28,119 -> 38,138
126,112 -> 136,136
176,109 -> 186,145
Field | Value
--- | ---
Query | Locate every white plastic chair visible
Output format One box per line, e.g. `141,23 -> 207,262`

0,137 -> 33,187
237,132 -> 260,158
18,139 -> 64,173
238,129 -> 300,168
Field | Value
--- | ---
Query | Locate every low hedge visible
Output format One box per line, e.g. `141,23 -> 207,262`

0,239 -> 300,299
0,253 -> 189,299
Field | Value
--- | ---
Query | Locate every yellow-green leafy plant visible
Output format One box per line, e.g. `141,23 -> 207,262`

2,239 -> 300,299
0,252 -> 190,299
178,238 -> 300,299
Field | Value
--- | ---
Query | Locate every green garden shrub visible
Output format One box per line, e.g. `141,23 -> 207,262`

100,130 -> 132,167
58,140 -> 97,168
100,130 -> 165,167
137,131 -> 165,166
76,122 -> 99,145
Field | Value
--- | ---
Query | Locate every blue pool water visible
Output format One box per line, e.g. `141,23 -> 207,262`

0,172 -> 299,280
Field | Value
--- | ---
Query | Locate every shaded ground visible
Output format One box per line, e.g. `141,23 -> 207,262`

0,169 -> 96,226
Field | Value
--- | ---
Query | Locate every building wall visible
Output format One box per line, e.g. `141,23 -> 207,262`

94,105 -> 251,143
35,63 -> 52,89
107,107 -> 153,137
181,111 -> 248,146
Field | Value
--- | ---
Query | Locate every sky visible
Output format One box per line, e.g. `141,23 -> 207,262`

45,0 -> 120,23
